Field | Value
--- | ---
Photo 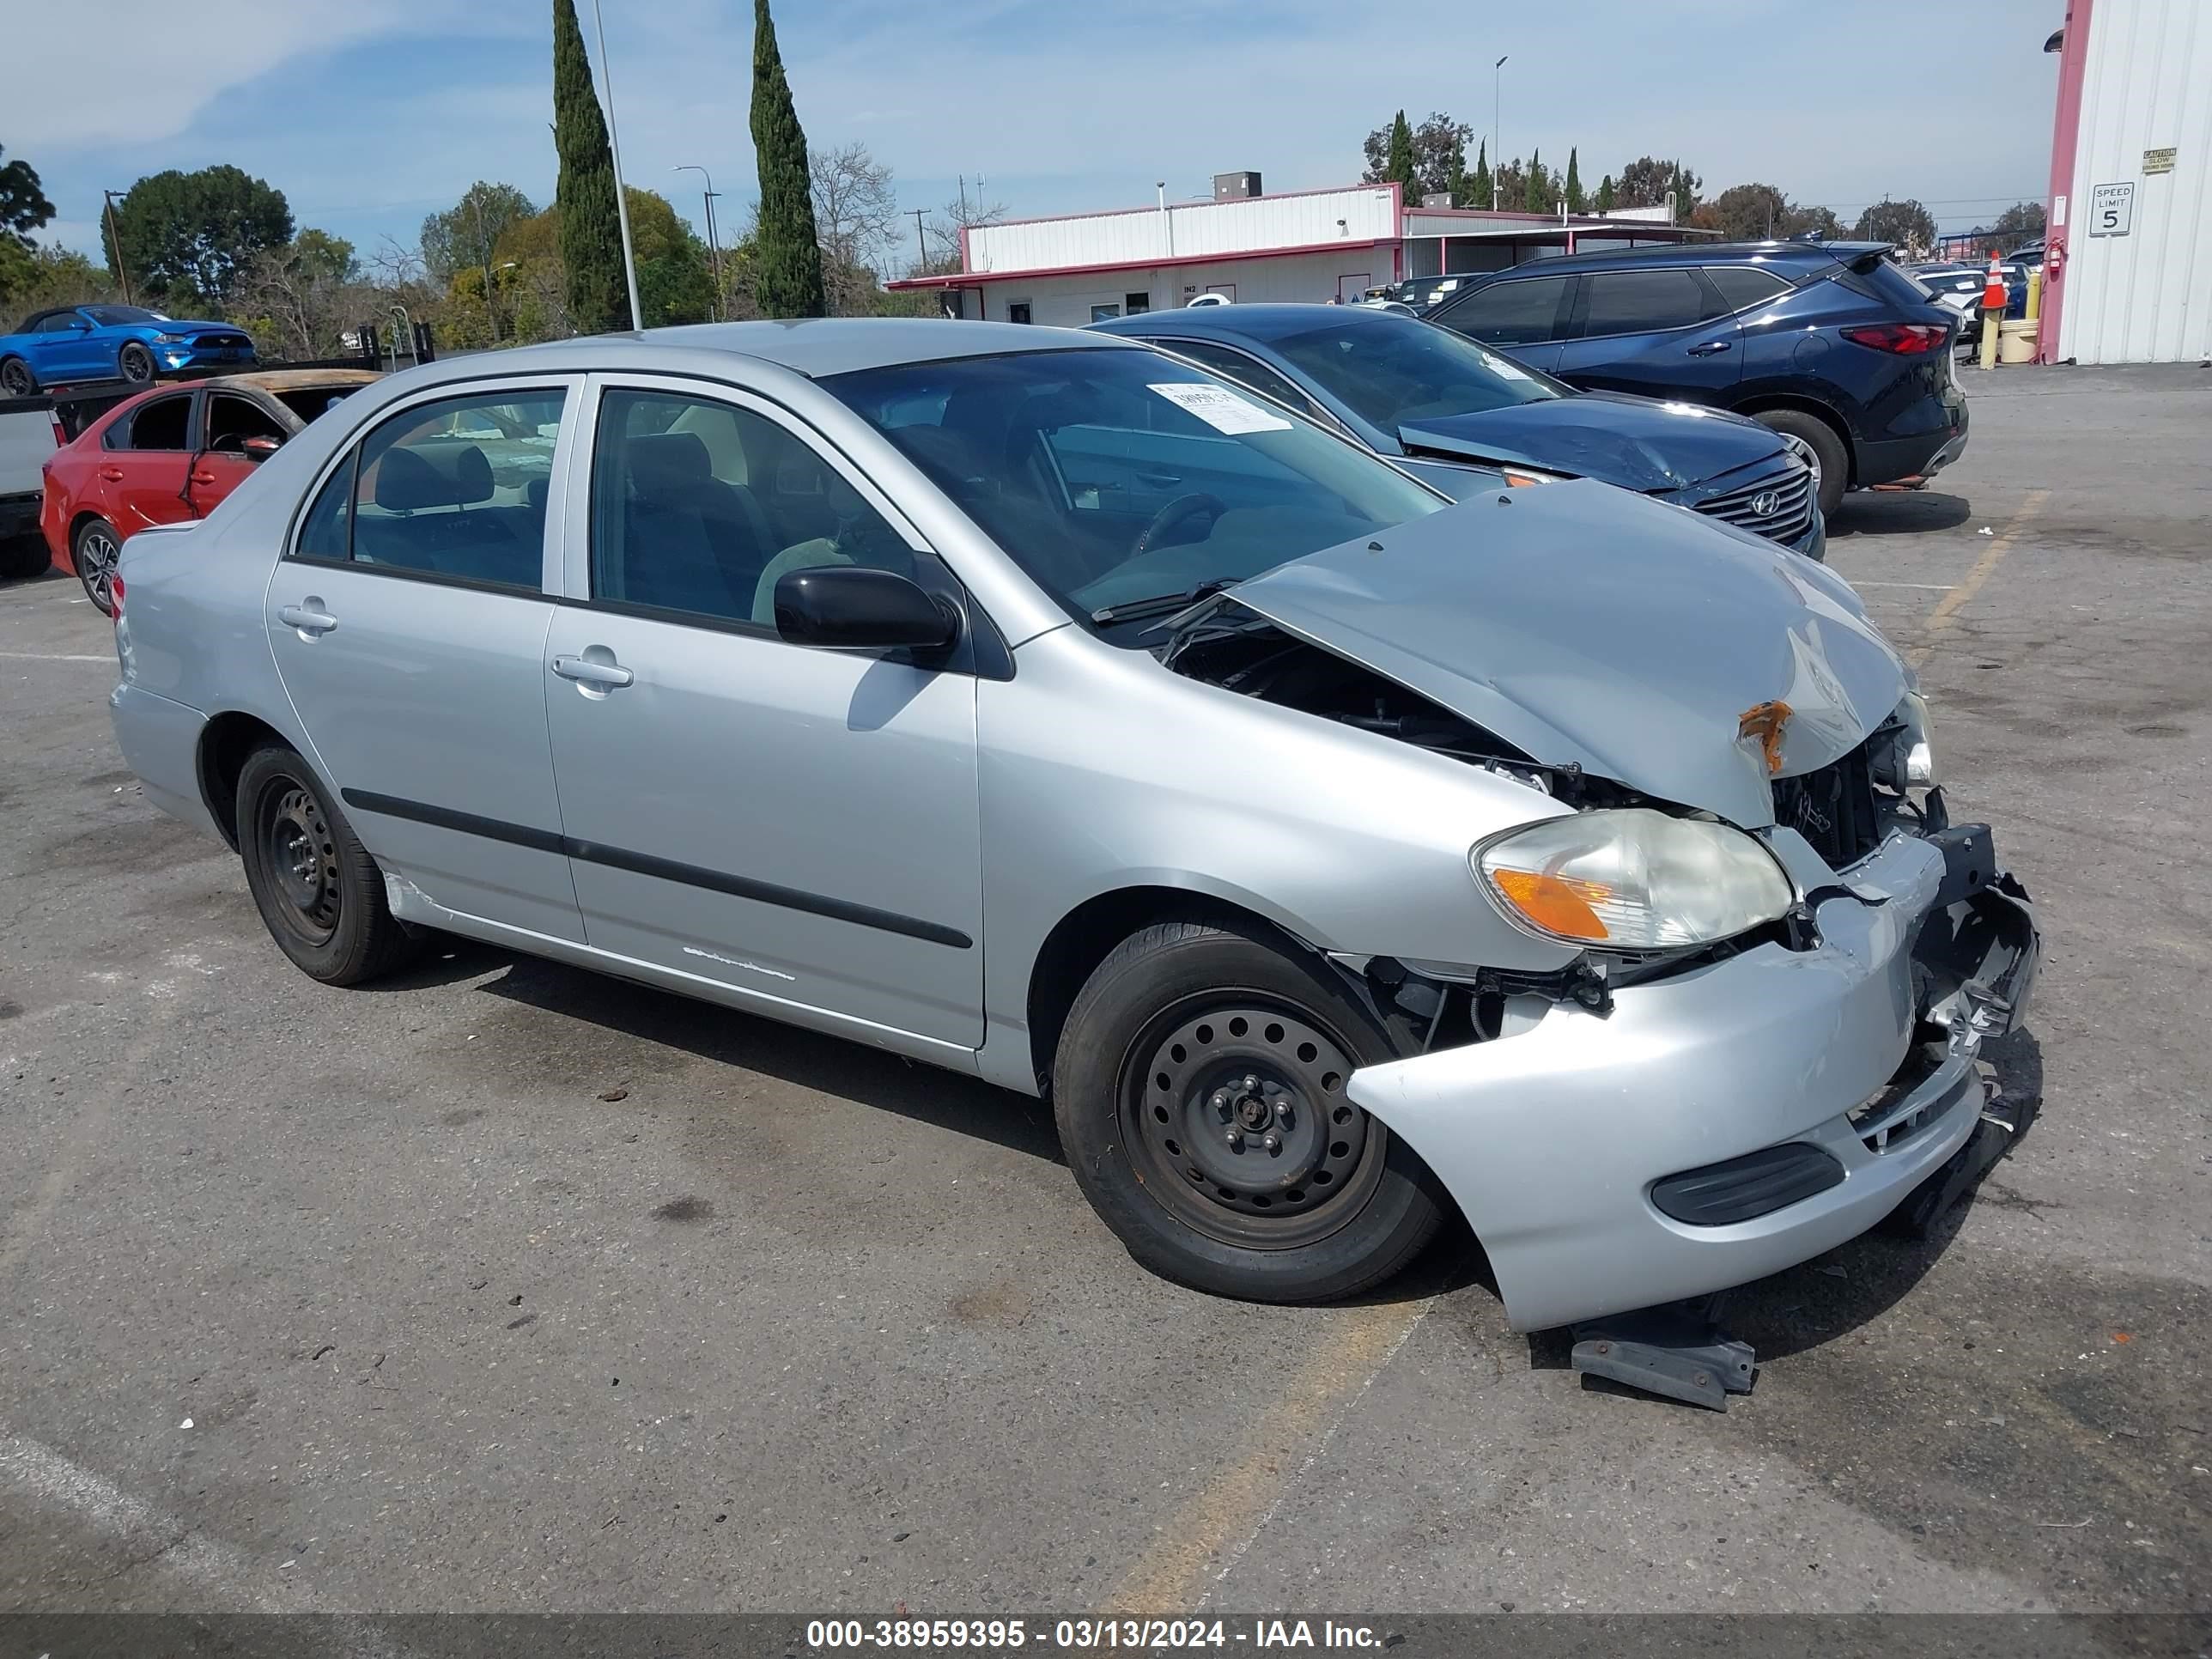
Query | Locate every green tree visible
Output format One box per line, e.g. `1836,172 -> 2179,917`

1,144 -> 55,252
1443,140 -> 1468,209
1668,160 -> 1704,216
553,0 -> 630,331
750,0 -> 827,318
1382,111 -> 1418,200
422,182 -> 538,287
1564,148 -> 1584,215
1470,141 -> 1492,212
1522,148 -> 1547,213
624,186 -> 716,325
1595,173 -> 1616,213
110,165 -> 292,306
1780,203 -> 1844,240
1852,198 -> 1937,256
1990,199 -> 2046,248
1692,182 -> 1790,240
1363,112 -> 1474,201
0,243 -> 106,312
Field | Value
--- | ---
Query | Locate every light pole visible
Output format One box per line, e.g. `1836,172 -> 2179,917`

586,0 -> 646,331
673,164 -> 724,320
102,190 -> 134,305
1492,55 -> 1509,211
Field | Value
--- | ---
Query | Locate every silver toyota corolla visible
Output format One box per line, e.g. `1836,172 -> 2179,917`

106,319 -> 2038,1336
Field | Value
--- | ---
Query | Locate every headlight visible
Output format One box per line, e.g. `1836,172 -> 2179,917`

152,331 -> 185,343
1871,692 -> 1939,789
1499,465 -> 1568,488
1474,808 -> 1794,951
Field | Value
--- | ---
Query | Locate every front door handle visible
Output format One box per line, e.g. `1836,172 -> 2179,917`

278,601 -> 337,636
552,653 -> 635,690
1687,340 -> 1734,356
1137,472 -> 1182,489
191,471 -> 219,487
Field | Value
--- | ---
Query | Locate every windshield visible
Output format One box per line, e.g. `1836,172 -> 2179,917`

1268,318 -> 1565,434
82,306 -> 167,326
823,347 -> 1445,632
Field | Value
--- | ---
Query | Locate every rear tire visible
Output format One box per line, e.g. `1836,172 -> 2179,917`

1751,408 -> 1848,518
0,357 -> 33,397
72,517 -> 122,615
1052,919 -> 1443,1303
118,342 -> 155,384
235,743 -> 421,986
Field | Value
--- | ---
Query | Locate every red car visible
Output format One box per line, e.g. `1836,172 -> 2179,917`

43,369 -> 380,613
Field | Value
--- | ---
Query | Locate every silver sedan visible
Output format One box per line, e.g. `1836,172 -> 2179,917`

107,319 -> 2038,1338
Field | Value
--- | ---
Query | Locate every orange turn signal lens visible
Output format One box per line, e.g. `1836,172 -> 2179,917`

1489,869 -> 1612,941
1501,469 -> 1558,489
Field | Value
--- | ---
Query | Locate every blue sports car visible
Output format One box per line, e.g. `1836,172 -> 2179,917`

0,304 -> 257,396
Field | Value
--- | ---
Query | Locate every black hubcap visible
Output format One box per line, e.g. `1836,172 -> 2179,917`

261,783 -> 341,942
1125,1001 -> 1381,1248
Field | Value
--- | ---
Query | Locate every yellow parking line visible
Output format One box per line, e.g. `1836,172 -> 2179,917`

1107,1297 -> 1431,1613
1907,489 -> 2048,667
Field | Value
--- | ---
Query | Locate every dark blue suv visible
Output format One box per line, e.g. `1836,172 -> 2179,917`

1422,241 -> 1966,516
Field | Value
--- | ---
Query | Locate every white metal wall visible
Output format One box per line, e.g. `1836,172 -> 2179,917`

967,188 -> 1397,276
975,251 -> 1391,328
2058,0 -> 2212,363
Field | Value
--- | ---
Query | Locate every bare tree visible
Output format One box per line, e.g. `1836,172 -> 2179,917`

811,144 -> 898,269
917,187 -> 1007,277
231,235 -> 372,360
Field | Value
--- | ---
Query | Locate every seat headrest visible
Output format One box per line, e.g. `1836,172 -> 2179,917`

627,431 -> 713,488
374,443 -> 493,512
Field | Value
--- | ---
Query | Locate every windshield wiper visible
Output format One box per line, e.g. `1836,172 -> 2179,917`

1090,578 -> 1242,627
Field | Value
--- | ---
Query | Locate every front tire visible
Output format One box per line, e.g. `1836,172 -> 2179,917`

235,744 -> 420,986
118,342 -> 155,384
72,517 -> 122,615
1752,409 -> 1848,517
1053,920 -> 1443,1303
0,357 -> 33,397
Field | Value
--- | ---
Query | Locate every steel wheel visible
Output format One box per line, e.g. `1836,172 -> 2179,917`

118,343 -> 155,384
257,781 -> 343,948
74,522 -> 120,614
1121,999 -> 1386,1251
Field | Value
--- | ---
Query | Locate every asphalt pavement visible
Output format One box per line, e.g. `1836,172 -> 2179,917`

1,363 -> 2206,1625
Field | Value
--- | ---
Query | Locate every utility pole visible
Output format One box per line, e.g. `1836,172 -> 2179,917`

587,0 -> 646,331
102,190 -> 133,305
912,209 -> 929,275
1492,56 -> 1509,211
470,195 -> 499,343
674,165 -> 725,319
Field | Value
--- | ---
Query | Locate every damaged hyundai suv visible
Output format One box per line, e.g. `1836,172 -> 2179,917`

107,319 -> 2037,1343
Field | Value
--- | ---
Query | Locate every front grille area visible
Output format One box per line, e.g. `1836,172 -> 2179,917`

189,332 -> 252,352
1772,732 -> 1883,870
1694,460 -> 1815,544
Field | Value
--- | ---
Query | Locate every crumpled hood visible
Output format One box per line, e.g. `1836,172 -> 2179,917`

1399,390 -> 1787,493
1228,482 -> 1905,827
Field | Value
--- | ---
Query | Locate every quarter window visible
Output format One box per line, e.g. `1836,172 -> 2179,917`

337,388 -> 563,589
1433,276 -> 1572,345
1705,265 -> 1791,313
1577,269 -> 1724,336
588,390 -> 917,630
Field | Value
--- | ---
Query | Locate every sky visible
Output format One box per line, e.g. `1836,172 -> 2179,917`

10,0 -> 2063,273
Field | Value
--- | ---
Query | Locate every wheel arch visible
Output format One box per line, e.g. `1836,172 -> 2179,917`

1729,392 -> 1856,485
197,710 -> 301,851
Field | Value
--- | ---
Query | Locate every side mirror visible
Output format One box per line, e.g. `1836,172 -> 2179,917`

773,565 -> 958,652
241,434 -> 283,463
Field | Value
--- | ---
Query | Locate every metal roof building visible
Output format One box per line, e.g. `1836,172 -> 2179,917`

2040,0 -> 2212,363
889,175 -> 1710,328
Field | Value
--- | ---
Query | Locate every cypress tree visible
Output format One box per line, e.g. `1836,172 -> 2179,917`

1470,140 -> 1492,212
552,0 -> 630,331
1565,148 -> 1584,214
1383,112 -> 1417,199
750,0 -> 826,319
1523,148 -> 1547,213
1595,173 -> 1616,214
1443,141 -> 1468,210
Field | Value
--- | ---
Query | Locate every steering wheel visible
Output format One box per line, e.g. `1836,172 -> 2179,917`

1132,492 -> 1228,557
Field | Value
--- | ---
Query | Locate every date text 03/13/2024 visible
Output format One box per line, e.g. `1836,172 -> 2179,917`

805,1617 -> 1386,1650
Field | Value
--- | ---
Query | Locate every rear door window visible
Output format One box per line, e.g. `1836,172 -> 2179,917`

1577,268 -> 1726,337
108,394 -> 191,452
319,388 -> 566,590
1431,276 -> 1574,346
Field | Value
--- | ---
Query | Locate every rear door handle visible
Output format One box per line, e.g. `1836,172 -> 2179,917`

100,466 -> 125,483
278,602 -> 337,636
1687,340 -> 1734,356
552,654 -> 635,690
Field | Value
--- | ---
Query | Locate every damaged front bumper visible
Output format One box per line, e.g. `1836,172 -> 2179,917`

1347,824 -> 2038,1333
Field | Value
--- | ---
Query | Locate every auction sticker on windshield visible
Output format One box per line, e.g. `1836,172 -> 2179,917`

1150,382 -> 1293,434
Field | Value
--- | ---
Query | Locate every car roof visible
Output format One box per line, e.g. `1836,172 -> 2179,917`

422,317 -> 1126,384
1091,303 -> 1415,345
203,369 -> 385,396
1442,239 -> 1880,280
